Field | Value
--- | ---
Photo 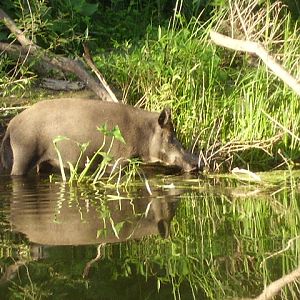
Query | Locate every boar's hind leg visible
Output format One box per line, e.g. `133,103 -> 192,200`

11,146 -> 38,176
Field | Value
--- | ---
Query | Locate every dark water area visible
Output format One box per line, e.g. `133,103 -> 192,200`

0,172 -> 300,299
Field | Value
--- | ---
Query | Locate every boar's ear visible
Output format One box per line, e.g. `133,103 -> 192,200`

158,107 -> 172,128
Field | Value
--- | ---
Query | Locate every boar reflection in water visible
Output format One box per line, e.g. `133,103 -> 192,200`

9,179 -> 179,245
0,98 -> 200,175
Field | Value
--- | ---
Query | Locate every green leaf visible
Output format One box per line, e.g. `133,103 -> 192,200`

97,124 -> 126,143
112,126 -> 126,144
76,142 -> 90,152
113,221 -> 125,236
79,3 -> 98,16
97,124 -> 111,136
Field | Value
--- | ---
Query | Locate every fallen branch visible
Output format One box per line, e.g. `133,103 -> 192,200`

83,43 -> 118,102
210,30 -> 300,97
0,9 -> 34,48
0,41 -> 114,100
0,8 -> 118,102
40,78 -> 85,91
0,106 -> 30,111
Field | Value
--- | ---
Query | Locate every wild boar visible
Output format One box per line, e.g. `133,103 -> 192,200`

0,98 -> 200,175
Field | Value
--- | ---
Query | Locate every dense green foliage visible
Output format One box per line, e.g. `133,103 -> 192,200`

1,0 -> 300,171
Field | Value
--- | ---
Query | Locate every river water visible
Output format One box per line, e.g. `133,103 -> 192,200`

0,170 -> 299,299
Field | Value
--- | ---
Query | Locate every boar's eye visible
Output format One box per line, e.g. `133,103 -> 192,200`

162,131 -> 172,143
169,133 -> 178,143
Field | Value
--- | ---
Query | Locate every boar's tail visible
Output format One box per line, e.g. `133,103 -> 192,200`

0,131 -> 13,172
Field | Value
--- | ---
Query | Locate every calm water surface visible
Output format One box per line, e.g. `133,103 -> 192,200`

0,171 -> 300,299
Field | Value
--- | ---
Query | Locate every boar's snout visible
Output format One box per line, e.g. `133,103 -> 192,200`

177,151 -> 201,173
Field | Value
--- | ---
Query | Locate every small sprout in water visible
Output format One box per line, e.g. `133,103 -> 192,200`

77,142 -> 90,152
97,123 -> 110,135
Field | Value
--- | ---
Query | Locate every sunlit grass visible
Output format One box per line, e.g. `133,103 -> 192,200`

94,0 -> 300,172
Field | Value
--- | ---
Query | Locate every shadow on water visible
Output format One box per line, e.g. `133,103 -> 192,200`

1,171 -> 300,299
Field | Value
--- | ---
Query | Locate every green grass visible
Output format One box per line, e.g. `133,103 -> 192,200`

93,1 -> 300,172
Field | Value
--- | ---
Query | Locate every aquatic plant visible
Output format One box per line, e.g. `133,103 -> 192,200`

52,124 -> 122,183
52,124 -> 150,190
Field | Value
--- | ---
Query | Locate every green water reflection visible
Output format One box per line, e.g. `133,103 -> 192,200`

0,171 -> 300,299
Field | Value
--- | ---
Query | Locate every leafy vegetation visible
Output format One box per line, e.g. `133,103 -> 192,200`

94,1 -> 300,171
1,0 -> 300,172
51,125 -> 152,193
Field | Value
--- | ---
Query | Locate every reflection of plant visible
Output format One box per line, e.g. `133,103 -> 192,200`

3,170 -> 300,299
9,281 -> 52,300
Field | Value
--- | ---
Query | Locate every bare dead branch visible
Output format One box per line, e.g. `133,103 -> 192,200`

0,9 -> 118,101
210,30 -> 300,96
44,55 -> 115,101
0,42 -> 115,100
0,9 -> 35,48
40,78 -> 85,91
0,41 -> 32,57
83,44 -> 118,102
0,106 -> 30,112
